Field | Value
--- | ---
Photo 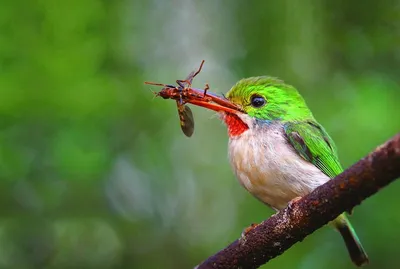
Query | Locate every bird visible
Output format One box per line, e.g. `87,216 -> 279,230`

188,76 -> 369,267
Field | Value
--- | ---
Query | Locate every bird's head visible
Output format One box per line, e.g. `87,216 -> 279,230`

190,76 -> 314,137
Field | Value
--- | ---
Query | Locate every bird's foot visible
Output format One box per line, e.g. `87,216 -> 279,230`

287,196 -> 302,211
239,223 -> 259,244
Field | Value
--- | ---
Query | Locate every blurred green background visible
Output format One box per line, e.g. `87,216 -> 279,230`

0,0 -> 399,268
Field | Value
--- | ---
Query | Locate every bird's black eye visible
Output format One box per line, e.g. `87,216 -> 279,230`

250,95 -> 266,108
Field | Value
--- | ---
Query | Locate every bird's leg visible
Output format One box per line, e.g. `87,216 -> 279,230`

239,223 -> 259,244
243,223 -> 259,235
287,196 -> 302,211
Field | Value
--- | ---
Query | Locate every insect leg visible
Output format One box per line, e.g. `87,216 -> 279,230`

191,60 -> 205,79
144,81 -> 169,87
203,83 -> 209,98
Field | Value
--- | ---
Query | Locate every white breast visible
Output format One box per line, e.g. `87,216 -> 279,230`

228,121 -> 330,211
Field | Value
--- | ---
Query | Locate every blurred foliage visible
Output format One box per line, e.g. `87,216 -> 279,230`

0,0 -> 399,268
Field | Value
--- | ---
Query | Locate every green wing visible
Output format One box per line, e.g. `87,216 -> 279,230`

284,121 -> 343,178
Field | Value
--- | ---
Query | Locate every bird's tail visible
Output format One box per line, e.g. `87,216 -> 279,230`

332,213 -> 369,267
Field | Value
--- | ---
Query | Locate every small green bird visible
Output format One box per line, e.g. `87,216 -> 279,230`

188,76 -> 369,267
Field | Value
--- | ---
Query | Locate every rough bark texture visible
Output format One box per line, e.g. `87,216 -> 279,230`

196,133 -> 400,269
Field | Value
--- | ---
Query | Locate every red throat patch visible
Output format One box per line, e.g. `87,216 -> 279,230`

223,113 -> 249,137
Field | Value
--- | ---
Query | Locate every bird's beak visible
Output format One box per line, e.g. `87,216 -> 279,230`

184,88 -> 243,114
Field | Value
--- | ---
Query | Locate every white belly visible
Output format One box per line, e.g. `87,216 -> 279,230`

228,123 -> 330,210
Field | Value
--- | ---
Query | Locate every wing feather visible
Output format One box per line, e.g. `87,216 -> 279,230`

284,121 -> 342,178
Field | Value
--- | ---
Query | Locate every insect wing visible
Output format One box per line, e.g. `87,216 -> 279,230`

184,70 -> 196,86
177,104 -> 195,137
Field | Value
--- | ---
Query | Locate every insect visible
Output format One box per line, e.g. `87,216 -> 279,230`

145,60 -> 208,137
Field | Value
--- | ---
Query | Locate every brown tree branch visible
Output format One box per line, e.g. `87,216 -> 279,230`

196,133 -> 400,269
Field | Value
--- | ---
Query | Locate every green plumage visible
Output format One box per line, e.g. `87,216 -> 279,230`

284,120 -> 342,178
284,120 -> 368,266
227,76 -> 314,121
226,76 -> 369,267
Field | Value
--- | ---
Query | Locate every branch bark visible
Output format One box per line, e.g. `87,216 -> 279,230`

196,133 -> 400,269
